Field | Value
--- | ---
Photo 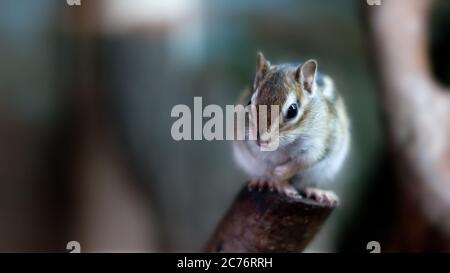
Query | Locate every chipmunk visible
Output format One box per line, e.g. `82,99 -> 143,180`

233,52 -> 350,205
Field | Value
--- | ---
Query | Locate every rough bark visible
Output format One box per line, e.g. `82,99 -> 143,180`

205,187 -> 336,253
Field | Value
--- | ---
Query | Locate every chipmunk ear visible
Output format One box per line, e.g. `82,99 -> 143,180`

253,52 -> 270,91
295,59 -> 317,94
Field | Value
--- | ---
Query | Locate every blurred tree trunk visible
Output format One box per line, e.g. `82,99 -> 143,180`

64,2 -> 158,252
363,0 -> 450,251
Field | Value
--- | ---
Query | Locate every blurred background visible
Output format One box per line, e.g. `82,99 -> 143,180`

0,0 -> 449,252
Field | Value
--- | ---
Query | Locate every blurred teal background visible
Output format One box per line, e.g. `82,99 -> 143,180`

0,0 -> 448,252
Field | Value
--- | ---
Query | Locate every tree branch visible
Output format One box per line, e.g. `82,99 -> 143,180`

205,186 -> 336,253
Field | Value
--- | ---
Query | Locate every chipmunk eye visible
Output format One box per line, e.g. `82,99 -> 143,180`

286,103 -> 298,120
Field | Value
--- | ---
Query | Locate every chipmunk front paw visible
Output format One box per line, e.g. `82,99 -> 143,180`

272,162 -> 297,181
248,179 -> 273,192
248,179 -> 300,198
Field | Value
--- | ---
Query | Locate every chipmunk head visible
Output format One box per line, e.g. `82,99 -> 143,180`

248,52 -> 319,149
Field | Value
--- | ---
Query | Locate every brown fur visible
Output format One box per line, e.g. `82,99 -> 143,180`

254,66 -> 305,131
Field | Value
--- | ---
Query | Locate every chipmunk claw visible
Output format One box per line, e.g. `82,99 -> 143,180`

248,179 -> 270,192
302,187 -> 339,206
280,185 -> 300,198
